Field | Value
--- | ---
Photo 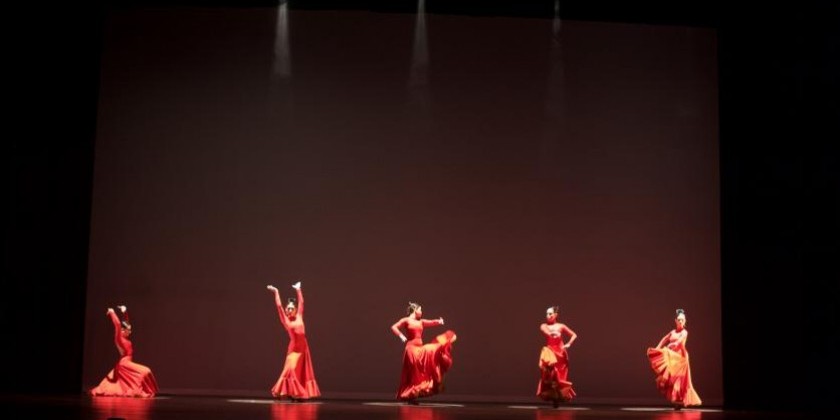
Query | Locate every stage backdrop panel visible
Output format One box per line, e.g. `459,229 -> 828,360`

83,6 -> 721,405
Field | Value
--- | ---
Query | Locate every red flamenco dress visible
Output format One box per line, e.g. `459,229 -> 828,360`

536,332 -> 576,403
90,310 -> 159,397
271,288 -> 321,400
397,321 -> 457,401
646,330 -> 702,407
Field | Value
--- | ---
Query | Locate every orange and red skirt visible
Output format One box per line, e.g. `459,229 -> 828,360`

397,330 -> 457,400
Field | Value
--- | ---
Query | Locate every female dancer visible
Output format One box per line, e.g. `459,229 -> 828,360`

390,302 -> 457,404
536,305 -> 578,406
90,305 -> 159,397
646,309 -> 702,408
267,282 -> 321,400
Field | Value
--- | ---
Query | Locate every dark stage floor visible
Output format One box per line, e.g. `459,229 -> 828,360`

0,395 -> 813,420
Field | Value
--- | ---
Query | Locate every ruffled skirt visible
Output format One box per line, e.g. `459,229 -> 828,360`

537,345 -> 576,403
396,330 -> 457,400
90,356 -> 159,398
272,337 -> 321,399
646,347 -> 702,406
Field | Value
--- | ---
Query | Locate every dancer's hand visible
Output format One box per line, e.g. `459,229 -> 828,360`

563,343 -> 570,349
267,285 -> 278,293
292,281 -> 301,290
117,305 -> 127,313
399,334 -> 407,343
439,317 -> 445,325
107,308 -> 114,315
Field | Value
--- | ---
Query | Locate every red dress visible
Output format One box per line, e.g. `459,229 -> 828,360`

271,289 -> 320,399
90,311 -> 159,397
536,323 -> 576,402
646,329 -> 702,406
396,320 -> 457,400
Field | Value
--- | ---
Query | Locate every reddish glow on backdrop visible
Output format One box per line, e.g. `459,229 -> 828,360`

83,8 -> 720,404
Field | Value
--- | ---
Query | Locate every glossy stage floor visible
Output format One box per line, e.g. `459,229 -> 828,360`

0,394 -> 813,420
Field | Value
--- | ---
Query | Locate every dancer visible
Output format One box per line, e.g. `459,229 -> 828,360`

267,281 -> 321,400
90,305 -> 159,397
390,302 -> 457,404
646,309 -> 702,408
536,305 -> 578,406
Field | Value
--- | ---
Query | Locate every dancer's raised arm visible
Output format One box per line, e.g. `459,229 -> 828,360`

267,285 -> 289,326
292,281 -> 303,317
422,317 -> 444,327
